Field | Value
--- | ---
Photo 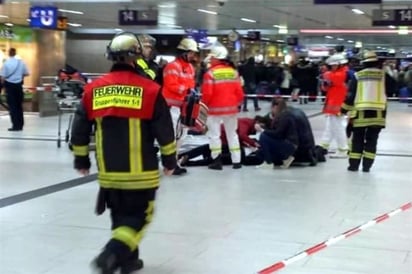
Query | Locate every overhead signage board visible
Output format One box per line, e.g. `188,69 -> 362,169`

29,6 -> 58,29
118,9 -> 158,26
314,0 -> 381,4
373,9 -> 412,26
185,29 -> 208,44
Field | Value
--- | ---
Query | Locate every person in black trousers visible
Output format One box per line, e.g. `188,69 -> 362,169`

0,48 -> 29,131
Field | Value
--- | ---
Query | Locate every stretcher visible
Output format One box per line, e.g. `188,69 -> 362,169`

54,79 -> 85,148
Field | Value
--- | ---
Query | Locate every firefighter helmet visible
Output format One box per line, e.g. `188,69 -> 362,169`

326,54 -> 347,65
137,34 -> 156,48
206,41 -> 228,60
106,32 -> 142,61
361,51 -> 378,63
177,38 -> 199,52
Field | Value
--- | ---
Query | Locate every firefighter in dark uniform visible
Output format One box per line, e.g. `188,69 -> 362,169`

341,51 -> 387,172
70,32 -> 177,274
135,34 -> 161,84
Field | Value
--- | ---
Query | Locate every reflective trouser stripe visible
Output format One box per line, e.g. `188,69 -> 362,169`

349,152 -> 362,159
363,151 -> 376,160
112,200 -> 155,251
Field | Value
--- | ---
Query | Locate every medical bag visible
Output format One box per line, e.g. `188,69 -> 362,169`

180,90 -> 208,130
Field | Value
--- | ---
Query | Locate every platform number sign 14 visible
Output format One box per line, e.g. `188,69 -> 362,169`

119,10 -> 138,25
399,10 -> 412,21
373,9 -> 412,26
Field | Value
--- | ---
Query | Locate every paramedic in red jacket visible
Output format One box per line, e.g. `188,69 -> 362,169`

320,54 -> 349,158
201,42 -> 244,170
162,37 -> 198,175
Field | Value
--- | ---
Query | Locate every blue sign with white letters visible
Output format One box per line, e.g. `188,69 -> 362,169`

30,6 -> 58,29
185,29 -> 208,44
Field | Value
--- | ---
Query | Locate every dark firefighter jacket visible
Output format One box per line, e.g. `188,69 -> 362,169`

70,64 -> 177,190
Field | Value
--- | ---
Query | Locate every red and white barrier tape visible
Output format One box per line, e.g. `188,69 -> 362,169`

244,94 -> 412,101
21,86 -> 412,102
257,202 -> 412,274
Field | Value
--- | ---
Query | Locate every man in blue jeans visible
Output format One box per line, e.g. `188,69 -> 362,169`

255,98 -> 298,169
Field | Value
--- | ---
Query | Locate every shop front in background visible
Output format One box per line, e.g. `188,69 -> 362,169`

0,26 -> 37,112
0,26 -> 65,114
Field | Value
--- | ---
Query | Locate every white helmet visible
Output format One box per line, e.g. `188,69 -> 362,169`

106,32 -> 142,61
207,42 -> 228,60
326,54 -> 347,65
177,38 -> 199,52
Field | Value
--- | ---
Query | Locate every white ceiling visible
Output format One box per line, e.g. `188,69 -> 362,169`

1,0 -> 412,48
1,0 -> 411,30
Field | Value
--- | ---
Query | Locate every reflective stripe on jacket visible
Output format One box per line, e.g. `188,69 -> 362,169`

201,63 -> 244,116
354,68 -> 386,110
71,64 -> 177,190
162,58 -> 195,107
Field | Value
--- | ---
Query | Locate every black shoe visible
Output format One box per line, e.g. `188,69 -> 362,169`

92,250 -> 118,274
208,157 -> 223,170
172,166 -> 187,175
232,163 -> 242,169
178,155 -> 189,167
347,166 -> 358,172
120,259 -> 144,274
362,167 -> 370,173
8,128 -> 22,131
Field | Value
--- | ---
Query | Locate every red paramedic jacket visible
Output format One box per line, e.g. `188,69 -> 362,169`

162,57 -> 196,107
201,62 -> 244,116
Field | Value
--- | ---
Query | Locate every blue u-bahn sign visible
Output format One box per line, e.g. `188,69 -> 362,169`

29,6 -> 58,29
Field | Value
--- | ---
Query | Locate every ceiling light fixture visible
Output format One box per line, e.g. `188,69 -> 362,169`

67,23 -> 82,27
347,40 -> 354,43
388,25 -> 396,29
166,24 -> 182,28
325,35 -> 333,39
241,17 -> 256,23
58,9 -> 84,15
114,28 -> 123,31
158,4 -> 176,8
352,8 -> 365,15
337,38 -> 344,41
197,9 -> 217,15
5,23 -> 13,27
0,15 -> 9,18
301,29 -> 407,34
273,24 -> 287,28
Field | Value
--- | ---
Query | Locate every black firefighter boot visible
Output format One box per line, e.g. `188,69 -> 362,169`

92,249 -> 119,274
208,155 -> 223,170
120,249 -> 144,274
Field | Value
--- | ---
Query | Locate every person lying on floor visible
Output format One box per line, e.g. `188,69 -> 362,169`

179,117 -> 264,168
254,98 -> 299,169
